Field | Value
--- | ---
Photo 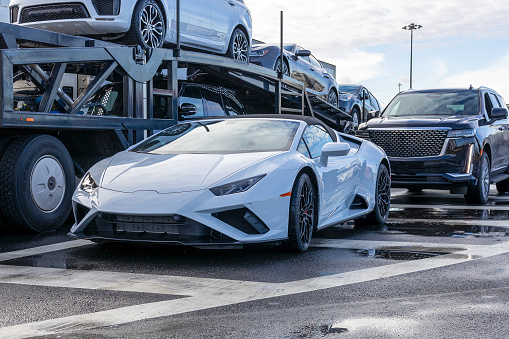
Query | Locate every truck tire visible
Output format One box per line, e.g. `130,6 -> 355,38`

0,135 -> 75,232
0,137 -> 15,231
465,152 -> 490,205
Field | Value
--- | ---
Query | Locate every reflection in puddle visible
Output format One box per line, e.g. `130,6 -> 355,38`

385,223 -> 508,237
359,249 -> 447,260
389,208 -> 509,220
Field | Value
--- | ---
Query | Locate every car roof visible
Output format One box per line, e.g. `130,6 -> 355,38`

197,114 -> 338,141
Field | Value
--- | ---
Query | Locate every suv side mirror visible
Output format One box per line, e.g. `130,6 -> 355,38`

295,49 -> 311,58
367,110 -> 379,120
178,103 -> 197,116
320,142 -> 351,166
491,107 -> 509,120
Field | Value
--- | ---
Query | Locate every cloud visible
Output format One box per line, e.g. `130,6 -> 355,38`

440,53 -> 509,100
328,51 -> 385,83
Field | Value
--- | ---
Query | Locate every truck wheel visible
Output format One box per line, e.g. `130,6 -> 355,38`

0,135 -> 75,232
227,28 -> 249,62
465,152 -> 490,205
125,0 -> 166,49
496,177 -> 509,194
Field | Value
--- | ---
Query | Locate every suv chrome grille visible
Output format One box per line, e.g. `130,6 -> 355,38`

20,4 -> 90,24
368,129 -> 448,157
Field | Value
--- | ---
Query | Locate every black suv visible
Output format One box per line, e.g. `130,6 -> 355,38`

357,87 -> 509,204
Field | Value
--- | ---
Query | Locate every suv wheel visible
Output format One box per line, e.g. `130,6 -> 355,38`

465,152 -> 490,205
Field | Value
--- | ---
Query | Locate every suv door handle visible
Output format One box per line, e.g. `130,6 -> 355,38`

499,126 -> 506,130
228,1 -> 236,6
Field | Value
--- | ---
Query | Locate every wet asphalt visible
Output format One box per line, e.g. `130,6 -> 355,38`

0,187 -> 508,338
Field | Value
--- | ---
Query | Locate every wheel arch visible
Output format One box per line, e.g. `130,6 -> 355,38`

380,157 -> 391,176
483,143 -> 492,166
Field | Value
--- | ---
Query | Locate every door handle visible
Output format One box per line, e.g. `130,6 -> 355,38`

499,126 -> 506,130
324,75 -> 329,78
228,1 -> 236,6
309,68 -> 315,72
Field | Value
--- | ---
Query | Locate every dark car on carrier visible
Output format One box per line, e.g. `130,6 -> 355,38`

356,87 -> 509,204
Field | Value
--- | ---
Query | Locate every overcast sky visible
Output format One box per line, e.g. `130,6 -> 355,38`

247,0 -> 509,107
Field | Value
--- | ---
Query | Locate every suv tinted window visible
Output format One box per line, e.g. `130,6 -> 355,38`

180,85 -> 205,117
384,91 -> 480,117
489,93 -> 501,108
302,125 -> 333,158
203,88 -> 226,116
370,93 -> 380,111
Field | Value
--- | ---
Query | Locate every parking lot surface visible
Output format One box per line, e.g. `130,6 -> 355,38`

1,187 -> 508,338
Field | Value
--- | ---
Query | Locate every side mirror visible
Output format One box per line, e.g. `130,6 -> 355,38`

320,142 -> 351,166
295,49 -> 311,58
491,107 -> 508,120
367,110 -> 379,120
178,103 -> 197,116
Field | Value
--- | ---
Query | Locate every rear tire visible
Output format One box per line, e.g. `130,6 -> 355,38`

227,28 -> 249,62
0,135 -> 75,232
287,173 -> 316,253
465,152 -> 490,205
327,89 -> 338,108
355,163 -> 390,226
124,0 -> 166,49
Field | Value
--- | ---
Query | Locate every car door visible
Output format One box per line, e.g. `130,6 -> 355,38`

180,0 -> 212,49
308,54 -> 327,93
299,125 -> 360,225
494,93 -> 509,167
209,0 -> 234,53
486,92 -> 509,170
291,46 -> 313,89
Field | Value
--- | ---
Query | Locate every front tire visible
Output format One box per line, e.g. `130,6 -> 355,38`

124,0 -> 166,49
227,28 -> 249,62
0,135 -> 75,232
327,89 -> 338,108
465,152 -> 490,205
287,173 -> 316,253
274,57 -> 290,76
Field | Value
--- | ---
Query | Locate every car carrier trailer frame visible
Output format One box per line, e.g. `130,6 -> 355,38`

0,22 -> 351,233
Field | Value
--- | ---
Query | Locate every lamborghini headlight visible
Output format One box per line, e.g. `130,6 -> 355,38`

210,174 -> 266,196
80,172 -> 99,194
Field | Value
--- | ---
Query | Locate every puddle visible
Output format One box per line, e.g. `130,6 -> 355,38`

389,208 -> 509,221
290,324 -> 348,337
359,248 -> 449,260
385,223 -> 509,237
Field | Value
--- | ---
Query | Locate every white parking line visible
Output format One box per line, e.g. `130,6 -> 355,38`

0,240 -> 91,262
387,219 -> 509,228
392,204 -> 509,211
0,239 -> 508,338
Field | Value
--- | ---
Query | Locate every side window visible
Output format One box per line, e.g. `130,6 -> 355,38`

309,55 -> 322,69
297,138 -> 311,158
370,94 -> 380,111
153,95 -> 169,119
489,93 -> 501,108
484,93 -> 494,116
223,93 -> 245,115
179,85 -> 205,117
203,88 -> 226,116
302,125 -> 333,158
497,94 -> 507,109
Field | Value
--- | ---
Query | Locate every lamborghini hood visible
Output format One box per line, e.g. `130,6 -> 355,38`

99,151 -> 280,193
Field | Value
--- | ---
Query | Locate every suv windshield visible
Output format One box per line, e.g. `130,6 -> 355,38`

131,119 -> 300,154
383,91 -> 480,117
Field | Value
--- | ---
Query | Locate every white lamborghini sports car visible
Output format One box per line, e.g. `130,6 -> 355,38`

70,115 -> 390,252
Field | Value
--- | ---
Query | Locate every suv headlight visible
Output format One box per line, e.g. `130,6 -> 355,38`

80,172 -> 99,194
338,93 -> 353,101
210,174 -> 266,196
447,129 -> 475,138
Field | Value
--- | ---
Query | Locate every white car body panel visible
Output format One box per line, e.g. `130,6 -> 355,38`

70,117 -> 388,247
9,0 -> 252,54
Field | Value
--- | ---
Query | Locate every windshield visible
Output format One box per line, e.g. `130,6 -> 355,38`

383,91 -> 480,117
131,119 -> 300,154
338,85 -> 361,94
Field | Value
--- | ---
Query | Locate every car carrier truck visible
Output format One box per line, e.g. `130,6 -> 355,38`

0,22 -> 351,233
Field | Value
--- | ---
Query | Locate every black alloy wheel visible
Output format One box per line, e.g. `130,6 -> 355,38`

287,173 -> 316,252
274,58 -> 290,76
465,152 -> 490,205
327,89 -> 338,108
125,0 -> 165,49
350,107 -> 361,131
228,28 -> 249,62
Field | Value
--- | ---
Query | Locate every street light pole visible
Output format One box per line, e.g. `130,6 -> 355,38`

402,23 -> 422,89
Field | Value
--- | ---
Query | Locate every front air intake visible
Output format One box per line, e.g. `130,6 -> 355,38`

212,208 -> 269,234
